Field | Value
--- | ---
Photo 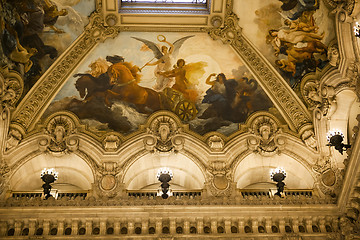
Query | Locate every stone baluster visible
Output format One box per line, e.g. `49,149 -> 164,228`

197,217 -> 203,234
43,220 -> 50,235
319,218 -> 326,233
14,220 -> 22,236
225,218 -> 231,233
211,218 -> 217,234
57,219 -> 64,235
155,218 -> 162,234
100,219 -> 106,235
305,218 -> 313,233
128,221 -> 134,234
0,221 -> 7,236
238,218 -> 245,233
114,219 -> 120,235
85,220 -> 92,235
279,218 -> 285,233
169,218 -> 176,234
292,218 -> 299,233
184,219 -> 190,234
71,219 -> 78,235
252,218 -> 258,233
265,217 -> 272,233
331,217 -> 339,233
29,219 -> 36,236
142,219 -> 149,234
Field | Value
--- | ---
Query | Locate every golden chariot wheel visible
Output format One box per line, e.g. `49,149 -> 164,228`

175,100 -> 197,122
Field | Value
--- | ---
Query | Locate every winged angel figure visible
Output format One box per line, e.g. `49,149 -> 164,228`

132,35 -> 194,91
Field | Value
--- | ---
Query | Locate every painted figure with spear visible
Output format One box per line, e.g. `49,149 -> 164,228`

132,34 -> 194,91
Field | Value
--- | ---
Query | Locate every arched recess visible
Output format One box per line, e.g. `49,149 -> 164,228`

10,153 -> 94,191
327,89 -> 358,165
122,152 -> 206,190
234,153 -> 315,189
330,90 -> 358,140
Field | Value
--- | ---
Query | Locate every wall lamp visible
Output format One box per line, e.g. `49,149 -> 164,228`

270,168 -> 286,198
157,167 -> 173,199
40,168 -> 58,200
354,22 -> 360,38
326,130 -> 351,155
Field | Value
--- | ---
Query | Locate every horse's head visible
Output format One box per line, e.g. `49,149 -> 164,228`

88,58 -> 110,78
75,77 -> 87,99
108,63 -> 137,86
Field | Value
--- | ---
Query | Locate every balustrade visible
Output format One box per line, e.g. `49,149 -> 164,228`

0,215 -> 337,238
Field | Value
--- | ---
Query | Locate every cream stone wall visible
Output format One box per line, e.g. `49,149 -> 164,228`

0,0 -> 360,239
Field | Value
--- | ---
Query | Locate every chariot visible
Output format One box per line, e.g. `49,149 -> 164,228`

161,88 -> 197,121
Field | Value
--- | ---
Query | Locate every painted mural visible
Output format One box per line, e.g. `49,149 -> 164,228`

234,0 -> 334,90
44,32 -> 275,136
0,0 -> 94,96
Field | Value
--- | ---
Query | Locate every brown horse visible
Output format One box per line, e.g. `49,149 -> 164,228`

105,62 -> 162,113
74,73 -> 111,102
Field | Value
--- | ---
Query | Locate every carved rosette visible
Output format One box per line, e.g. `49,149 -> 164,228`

38,115 -> 78,155
247,115 -> 285,156
145,115 -> 184,152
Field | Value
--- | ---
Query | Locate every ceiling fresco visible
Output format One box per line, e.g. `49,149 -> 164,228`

0,0 -> 94,95
234,0 -> 335,90
43,32 -> 277,136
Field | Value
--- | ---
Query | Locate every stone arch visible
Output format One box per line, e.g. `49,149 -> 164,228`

233,153 -> 316,189
9,152 -> 95,191
121,151 -> 206,190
